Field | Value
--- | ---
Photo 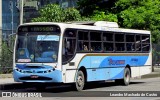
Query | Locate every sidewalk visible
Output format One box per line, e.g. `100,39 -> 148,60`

0,74 -> 13,79
0,67 -> 160,84
141,67 -> 160,78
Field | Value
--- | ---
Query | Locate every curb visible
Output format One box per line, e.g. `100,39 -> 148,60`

0,74 -> 13,79
141,72 -> 160,79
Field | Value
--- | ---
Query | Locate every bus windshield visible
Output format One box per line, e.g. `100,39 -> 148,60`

16,25 -> 61,63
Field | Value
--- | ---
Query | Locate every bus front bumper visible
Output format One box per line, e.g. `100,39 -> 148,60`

13,69 -> 62,83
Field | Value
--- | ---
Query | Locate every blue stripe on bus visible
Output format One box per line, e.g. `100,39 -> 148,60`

78,55 -> 149,81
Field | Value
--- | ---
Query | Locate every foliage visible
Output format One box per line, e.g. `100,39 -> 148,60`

90,11 -> 118,22
0,42 -> 13,73
114,0 -> 160,43
77,0 -> 117,16
0,35 -> 15,74
77,0 -> 118,25
77,0 -> 160,43
64,8 -> 81,22
32,4 -> 81,22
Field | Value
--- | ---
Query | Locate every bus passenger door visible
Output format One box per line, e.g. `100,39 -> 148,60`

62,29 -> 77,83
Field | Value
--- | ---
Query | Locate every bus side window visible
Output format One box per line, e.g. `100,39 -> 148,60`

126,34 -> 135,51
142,35 -> 150,52
77,31 -> 89,52
62,29 -> 77,63
115,33 -> 125,52
90,31 -> 102,52
136,35 -> 141,51
78,41 -> 83,50
126,43 -> 132,51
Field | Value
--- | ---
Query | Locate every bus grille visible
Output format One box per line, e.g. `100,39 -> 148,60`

19,76 -> 52,80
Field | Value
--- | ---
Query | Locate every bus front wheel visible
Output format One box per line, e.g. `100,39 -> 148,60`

75,70 -> 85,91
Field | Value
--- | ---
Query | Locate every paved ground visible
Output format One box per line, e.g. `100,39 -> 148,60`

0,77 -> 160,100
1,77 -> 160,91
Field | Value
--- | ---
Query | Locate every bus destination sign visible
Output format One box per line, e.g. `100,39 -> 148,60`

18,25 -> 60,32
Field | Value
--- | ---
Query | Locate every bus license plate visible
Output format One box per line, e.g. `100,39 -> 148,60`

30,75 -> 39,78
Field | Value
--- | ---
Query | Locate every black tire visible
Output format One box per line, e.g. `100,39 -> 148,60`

115,67 -> 131,86
74,70 -> 85,91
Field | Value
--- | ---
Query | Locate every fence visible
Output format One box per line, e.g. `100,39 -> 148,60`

152,43 -> 160,66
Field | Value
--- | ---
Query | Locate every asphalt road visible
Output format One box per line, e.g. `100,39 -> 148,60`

0,77 -> 160,100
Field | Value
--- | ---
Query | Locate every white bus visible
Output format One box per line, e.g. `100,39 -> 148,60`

13,21 -> 152,91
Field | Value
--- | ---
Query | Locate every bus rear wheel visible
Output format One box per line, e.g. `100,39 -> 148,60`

75,70 -> 85,91
116,67 -> 131,86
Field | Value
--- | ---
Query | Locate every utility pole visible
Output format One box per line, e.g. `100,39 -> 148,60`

0,0 -> 2,58
10,1 -> 14,34
20,0 -> 23,25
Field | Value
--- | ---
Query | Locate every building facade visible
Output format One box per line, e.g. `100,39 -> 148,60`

2,0 -> 20,40
0,0 -> 77,41
22,0 -> 77,23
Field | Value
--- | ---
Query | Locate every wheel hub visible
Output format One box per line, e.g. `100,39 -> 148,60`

125,72 -> 130,82
77,76 -> 83,87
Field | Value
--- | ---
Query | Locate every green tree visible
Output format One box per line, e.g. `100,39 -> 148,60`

77,0 -> 118,23
0,35 -> 15,74
114,0 -> 160,43
90,11 -> 118,22
77,0 -> 160,43
0,42 -> 13,73
32,4 -> 81,22
77,0 -> 117,16
63,8 -> 81,22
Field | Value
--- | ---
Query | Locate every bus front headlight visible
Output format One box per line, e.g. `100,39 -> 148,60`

15,68 -> 22,73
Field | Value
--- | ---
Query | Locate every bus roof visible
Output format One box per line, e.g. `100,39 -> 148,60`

20,22 -> 151,34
